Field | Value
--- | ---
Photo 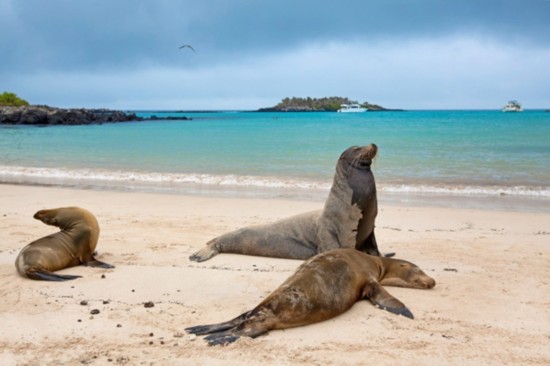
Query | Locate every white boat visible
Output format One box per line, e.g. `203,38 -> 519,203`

337,103 -> 366,113
501,100 -> 523,112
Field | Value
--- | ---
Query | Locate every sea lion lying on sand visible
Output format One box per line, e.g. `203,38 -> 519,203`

190,144 -> 383,262
15,207 -> 114,281
186,248 -> 435,346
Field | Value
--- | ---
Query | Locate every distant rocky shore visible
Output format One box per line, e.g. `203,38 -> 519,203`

0,105 -> 191,126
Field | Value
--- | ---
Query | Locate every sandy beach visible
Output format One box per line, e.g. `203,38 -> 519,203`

0,183 -> 549,365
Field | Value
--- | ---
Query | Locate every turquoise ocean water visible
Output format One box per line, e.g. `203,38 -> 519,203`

1,110 -> 549,211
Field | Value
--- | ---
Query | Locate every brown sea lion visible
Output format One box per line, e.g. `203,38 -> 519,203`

185,248 -> 435,346
15,207 -> 114,281
189,144 -> 382,262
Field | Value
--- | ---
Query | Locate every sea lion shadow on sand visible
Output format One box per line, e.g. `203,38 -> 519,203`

15,207 -> 114,281
189,144 -> 389,262
186,248 -> 436,346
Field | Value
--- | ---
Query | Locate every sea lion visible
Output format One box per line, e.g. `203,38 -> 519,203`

185,248 -> 436,346
189,144 -> 381,262
15,207 -> 114,281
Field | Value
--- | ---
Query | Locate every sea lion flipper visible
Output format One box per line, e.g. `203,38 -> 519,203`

27,270 -> 81,281
189,245 -> 219,262
185,324 -> 216,335
185,321 -> 236,336
203,332 -> 240,346
363,282 -> 414,319
186,310 -> 251,335
187,310 -> 269,346
197,322 -> 267,346
356,231 -> 382,256
84,259 -> 115,269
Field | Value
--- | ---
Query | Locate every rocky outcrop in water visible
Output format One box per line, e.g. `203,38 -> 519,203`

257,97 -> 402,112
0,105 -> 190,125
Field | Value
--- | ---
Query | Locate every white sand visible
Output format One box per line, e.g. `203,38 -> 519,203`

0,184 -> 549,365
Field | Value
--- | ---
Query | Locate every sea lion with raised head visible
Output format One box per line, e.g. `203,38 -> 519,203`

185,248 -> 436,346
190,144 -> 381,262
15,207 -> 114,281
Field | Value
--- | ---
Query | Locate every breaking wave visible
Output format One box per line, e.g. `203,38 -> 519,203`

1,165 -> 549,199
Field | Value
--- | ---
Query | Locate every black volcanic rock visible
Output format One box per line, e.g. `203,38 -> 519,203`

0,105 -> 191,126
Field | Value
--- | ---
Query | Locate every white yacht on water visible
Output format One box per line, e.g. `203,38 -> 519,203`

501,100 -> 523,112
337,103 -> 367,113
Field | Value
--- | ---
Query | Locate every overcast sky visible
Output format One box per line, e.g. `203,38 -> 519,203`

1,0 -> 549,110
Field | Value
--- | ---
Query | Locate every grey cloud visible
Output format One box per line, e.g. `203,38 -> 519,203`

1,0 -> 549,74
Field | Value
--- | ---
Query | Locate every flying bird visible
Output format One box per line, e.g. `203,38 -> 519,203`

179,44 -> 196,53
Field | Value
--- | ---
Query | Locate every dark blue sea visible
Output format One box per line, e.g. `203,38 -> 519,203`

1,110 -> 549,211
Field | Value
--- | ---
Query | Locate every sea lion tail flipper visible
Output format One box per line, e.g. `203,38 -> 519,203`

363,282 -> 414,319
84,259 -> 115,269
185,323 -> 229,336
189,240 -> 220,262
185,310 -> 251,335
27,270 -> 82,281
201,321 -> 268,346
203,332 -> 240,346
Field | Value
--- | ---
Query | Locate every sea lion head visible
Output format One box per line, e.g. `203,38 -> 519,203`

339,144 -> 377,173
336,144 -> 378,206
34,208 -> 62,227
33,207 -> 99,247
34,207 -> 77,228
379,257 -> 436,289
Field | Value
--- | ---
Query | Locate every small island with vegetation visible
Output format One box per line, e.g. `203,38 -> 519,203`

0,91 -> 190,126
257,96 -> 402,112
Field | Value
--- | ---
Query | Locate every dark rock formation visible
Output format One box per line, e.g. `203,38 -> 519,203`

0,105 -> 191,126
257,106 -> 320,112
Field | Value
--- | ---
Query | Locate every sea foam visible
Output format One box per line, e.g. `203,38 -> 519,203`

1,165 -> 548,199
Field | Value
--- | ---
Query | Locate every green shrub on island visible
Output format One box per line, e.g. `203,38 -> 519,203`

259,96 -> 350,111
258,96 -> 390,112
0,92 -> 30,107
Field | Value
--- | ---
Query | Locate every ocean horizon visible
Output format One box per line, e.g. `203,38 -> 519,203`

1,109 -> 549,212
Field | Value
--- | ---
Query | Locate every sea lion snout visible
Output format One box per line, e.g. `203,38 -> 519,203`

361,144 -> 378,160
33,210 -> 46,220
342,144 -> 378,170
341,144 -> 378,161
33,209 -> 56,225
406,270 -> 436,289
414,275 -> 436,289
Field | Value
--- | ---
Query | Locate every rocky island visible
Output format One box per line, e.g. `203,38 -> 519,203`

0,92 -> 191,126
257,97 -> 402,112
0,105 -> 191,125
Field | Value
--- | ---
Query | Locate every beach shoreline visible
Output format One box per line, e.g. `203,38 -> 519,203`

2,180 -> 549,214
1,183 -> 549,365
